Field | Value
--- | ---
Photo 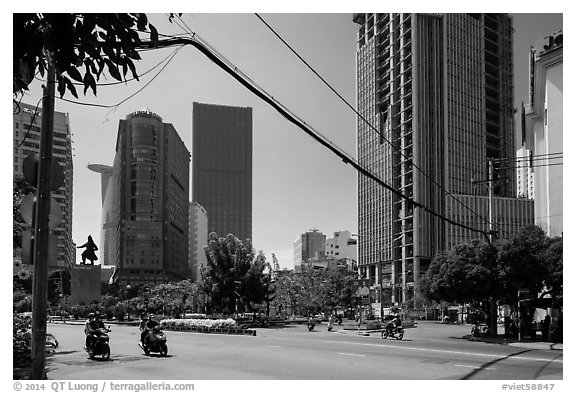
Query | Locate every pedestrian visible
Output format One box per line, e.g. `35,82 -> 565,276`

77,235 -> 98,264
542,314 -> 551,341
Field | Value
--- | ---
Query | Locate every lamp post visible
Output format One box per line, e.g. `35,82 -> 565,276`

125,284 -> 131,320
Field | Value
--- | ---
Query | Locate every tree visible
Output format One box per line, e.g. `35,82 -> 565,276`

419,239 -> 501,335
420,225 -> 563,338
199,233 -> 273,316
13,13 -> 169,99
271,272 -> 303,319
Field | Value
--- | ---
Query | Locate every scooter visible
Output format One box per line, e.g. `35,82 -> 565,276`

139,326 -> 168,356
381,326 -> 404,340
86,327 -> 111,360
307,320 -> 315,331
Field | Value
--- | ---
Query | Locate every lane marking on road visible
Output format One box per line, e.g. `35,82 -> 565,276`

325,340 -> 563,364
338,353 -> 366,357
454,364 -> 496,370
264,345 -> 282,348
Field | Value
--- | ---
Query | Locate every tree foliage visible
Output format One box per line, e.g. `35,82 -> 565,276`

200,233 -> 272,315
272,267 -> 356,317
420,225 -> 563,317
13,13 -> 170,99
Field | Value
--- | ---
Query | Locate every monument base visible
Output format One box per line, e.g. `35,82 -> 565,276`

71,264 -> 101,306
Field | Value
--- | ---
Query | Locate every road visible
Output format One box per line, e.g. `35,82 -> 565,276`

44,321 -> 562,380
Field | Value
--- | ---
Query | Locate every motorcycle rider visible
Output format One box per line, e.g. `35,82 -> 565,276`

84,312 -> 95,349
143,314 -> 160,346
327,314 -> 334,331
385,314 -> 402,335
86,311 -> 105,350
138,312 -> 149,346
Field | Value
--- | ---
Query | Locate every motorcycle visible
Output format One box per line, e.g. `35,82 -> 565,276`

86,327 -> 111,360
139,325 -> 168,356
471,322 -> 489,338
46,333 -> 59,349
381,326 -> 404,340
307,320 -> 315,331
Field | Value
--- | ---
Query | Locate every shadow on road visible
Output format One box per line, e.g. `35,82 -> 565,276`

533,353 -> 564,380
460,349 -> 532,379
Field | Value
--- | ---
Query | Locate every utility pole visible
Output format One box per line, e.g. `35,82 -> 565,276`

488,158 -> 495,243
30,42 -> 55,379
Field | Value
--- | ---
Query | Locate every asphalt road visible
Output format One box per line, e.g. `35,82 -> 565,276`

44,321 -> 562,380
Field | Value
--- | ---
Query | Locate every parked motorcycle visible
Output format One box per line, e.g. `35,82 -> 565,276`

381,326 -> 404,340
471,322 -> 489,338
86,327 -> 111,360
140,325 -> 168,356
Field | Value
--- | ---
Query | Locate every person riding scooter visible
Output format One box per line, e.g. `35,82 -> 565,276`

385,314 -> 402,334
143,314 -> 160,346
138,312 -> 149,346
86,311 -> 105,350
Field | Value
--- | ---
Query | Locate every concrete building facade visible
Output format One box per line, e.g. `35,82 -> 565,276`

192,102 -> 253,241
91,110 -> 190,285
325,230 -> 358,261
353,13 -> 524,306
189,201 -> 208,283
515,145 -> 535,199
523,30 -> 563,237
13,102 -> 74,270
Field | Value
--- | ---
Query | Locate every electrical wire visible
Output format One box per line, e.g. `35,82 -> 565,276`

149,30 -> 490,236
254,13 -> 501,237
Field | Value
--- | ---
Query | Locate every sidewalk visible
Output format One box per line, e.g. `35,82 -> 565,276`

332,320 -> 563,351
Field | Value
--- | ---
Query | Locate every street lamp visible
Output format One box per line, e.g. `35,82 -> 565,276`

125,284 -> 131,320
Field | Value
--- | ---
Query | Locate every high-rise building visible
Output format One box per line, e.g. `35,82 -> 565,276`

353,13 -> 533,305
91,110 -> 190,285
189,201 -> 208,282
515,145 -> 534,199
523,30 -> 563,237
294,229 -> 326,269
192,102 -> 252,241
13,102 -> 74,270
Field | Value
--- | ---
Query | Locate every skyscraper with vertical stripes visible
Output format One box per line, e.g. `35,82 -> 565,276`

192,102 -> 253,242
353,13 -> 532,308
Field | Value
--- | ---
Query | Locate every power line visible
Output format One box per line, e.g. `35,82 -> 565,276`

254,13 -> 500,236
146,32 -> 490,236
493,152 -> 563,162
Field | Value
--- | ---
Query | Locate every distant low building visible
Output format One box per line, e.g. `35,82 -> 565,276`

294,229 -> 326,269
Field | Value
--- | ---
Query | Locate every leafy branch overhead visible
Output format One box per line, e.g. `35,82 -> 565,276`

12,13 -> 178,99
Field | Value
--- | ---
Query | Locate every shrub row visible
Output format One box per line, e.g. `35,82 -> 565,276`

160,318 -> 237,330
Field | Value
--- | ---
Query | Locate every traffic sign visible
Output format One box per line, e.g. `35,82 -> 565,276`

21,231 -> 58,265
19,194 -> 62,229
22,153 -> 65,191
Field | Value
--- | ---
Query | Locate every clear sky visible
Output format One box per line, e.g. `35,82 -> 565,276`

8,9 -> 564,272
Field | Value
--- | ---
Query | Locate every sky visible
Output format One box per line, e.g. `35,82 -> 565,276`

8,10 -> 564,272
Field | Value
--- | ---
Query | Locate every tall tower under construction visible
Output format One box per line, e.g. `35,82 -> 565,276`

354,13 -> 532,308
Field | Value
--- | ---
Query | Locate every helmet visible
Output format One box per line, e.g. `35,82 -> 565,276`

88,312 -> 95,318
149,314 -> 155,319
94,311 -> 101,318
